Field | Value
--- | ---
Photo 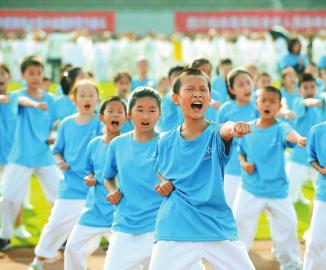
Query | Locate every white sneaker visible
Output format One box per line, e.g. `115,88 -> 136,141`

15,225 -> 31,238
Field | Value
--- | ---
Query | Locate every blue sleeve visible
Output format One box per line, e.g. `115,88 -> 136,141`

9,92 -> 19,115
279,122 -> 295,148
307,127 -> 317,164
53,122 -> 65,155
239,138 -> 246,156
216,125 -> 232,160
217,106 -> 226,123
102,142 -> 118,180
303,55 -> 309,67
292,98 -> 306,119
85,141 -> 94,173
153,140 -> 161,174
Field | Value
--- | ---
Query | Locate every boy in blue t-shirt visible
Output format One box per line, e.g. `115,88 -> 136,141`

233,86 -> 305,270
303,122 -> 326,269
64,97 -> 127,270
149,68 -> 254,270
287,73 -> 324,204
0,56 -> 61,250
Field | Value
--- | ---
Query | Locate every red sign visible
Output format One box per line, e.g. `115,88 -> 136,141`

0,10 -> 115,32
175,10 -> 326,32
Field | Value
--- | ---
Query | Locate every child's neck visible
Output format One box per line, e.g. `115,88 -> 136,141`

103,129 -> 120,144
181,118 -> 209,140
256,117 -> 277,128
133,129 -> 156,142
26,87 -> 43,98
76,112 -> 94,124
285,85 -> 295,93
235,99 -> 250,106
118,93 -> 128,101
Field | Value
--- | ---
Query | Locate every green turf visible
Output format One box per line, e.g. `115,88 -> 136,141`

11,177 -> 315,248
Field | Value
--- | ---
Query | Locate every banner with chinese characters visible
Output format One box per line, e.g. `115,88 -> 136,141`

175,10 -> 326,32
0,10 -> 115,32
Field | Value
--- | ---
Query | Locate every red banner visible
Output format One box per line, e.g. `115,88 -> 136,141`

175,10 -> 326,32
0,10 -> 115,32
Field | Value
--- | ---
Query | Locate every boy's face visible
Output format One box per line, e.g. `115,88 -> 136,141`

129,97 -> 160,133
256,90 -> 281,119
256,75 -> 272,89
158,78 -> 170,95
0,68 -> 10,92
283,70 -> 298,88
219,64 -> 232,78
74,84 -> 99,114
299,81 -> 317,98
22,65 -> 43,91
173,75 -> 211,120
137,60 -> 149,76
198,64 -> 212,78
100,101 -> 127,133
115,77 -> 131,98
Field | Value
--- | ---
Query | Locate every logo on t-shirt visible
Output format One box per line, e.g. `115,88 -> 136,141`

203,147 -> 214,160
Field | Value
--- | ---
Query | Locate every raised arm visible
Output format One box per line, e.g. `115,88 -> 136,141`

18,96 -> 48,110
286,130 -> 306,148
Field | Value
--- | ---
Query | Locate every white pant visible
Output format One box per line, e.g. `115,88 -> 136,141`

287,161 -> 317,203
149,240 -> 254,270
233,188 -> 301,269
0,164 -> 4,194
224,174 -> 241,209
35,199 -> 85,259
303,200 -> 326,270
0,163 -> 61,239
65,224 -> 111,270
103,231 -> 154,270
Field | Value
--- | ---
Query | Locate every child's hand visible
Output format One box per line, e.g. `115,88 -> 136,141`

319,167 -> 326,176
297,137 -> 306,148
305,98 -> 323,107
284,110 -> 296,120
58,161 -> 69,171
106,190 -> 122,204
241,162 -> 255,174
211,100 -> 221,110
84,175 -> 97,186
231,122 -> 251,138
0,95 -> 9,104
46,138 -> 55,145
155,174 -> 174,197
35,103 -> 48,110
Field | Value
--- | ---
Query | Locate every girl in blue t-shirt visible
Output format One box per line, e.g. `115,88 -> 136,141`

218,68 -> 258,208
102,87 -> 163,270
64,96 -> 128,270
30,79 -> 101,270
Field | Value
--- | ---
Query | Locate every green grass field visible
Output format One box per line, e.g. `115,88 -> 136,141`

11,176 -> 315,248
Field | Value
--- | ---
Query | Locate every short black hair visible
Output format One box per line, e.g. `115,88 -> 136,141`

100,96 -> 127,115
226,68 -> 253,100
258,86 -> 282,101
168,66 -> 185,80
288,38 -> 301,54
20,55 -> 44,73
191,58 -> 211,69
128,87 -> 161,113
220,58 -> 233,66
299,73 -> 316,86
172,68 -> 211,94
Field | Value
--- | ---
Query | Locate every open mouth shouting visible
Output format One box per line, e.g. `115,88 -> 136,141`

84,104 -> 91,110
191,101 -> 203,112
141,121 -> 150,126
111,120 -> 120,127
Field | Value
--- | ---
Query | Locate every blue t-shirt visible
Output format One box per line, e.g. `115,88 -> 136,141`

239,120 -> 294,199
131,78 -> 156,90
289,97 -> 324,165
217,101 -> 258,176
156,91 -> 183,133
212,75 -> 228,104
307,122 -> 326,202
102,132 -> 163,234
79,136 -> 114,228
280,87 -> 300,110
0,93 -> 18,165
8,89 -> 57,167
54,114 -> 102,199
154,122 -> 238,242
121,120 -> 134,133
279,53 -> 309,71
54,95 -> 77,120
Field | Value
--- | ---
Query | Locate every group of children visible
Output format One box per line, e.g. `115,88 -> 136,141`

0,52 -> 325,270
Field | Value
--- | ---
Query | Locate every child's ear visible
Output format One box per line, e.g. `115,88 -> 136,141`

99,114 -> 104,121
172,93 -> 180,105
